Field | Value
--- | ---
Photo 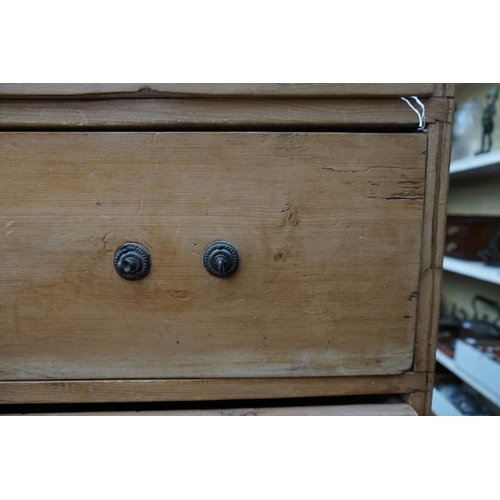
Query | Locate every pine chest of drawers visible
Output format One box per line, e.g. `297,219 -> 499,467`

0,84 -> 454,414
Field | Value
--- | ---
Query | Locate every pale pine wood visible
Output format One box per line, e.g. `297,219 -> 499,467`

0,83 -> 435,98
0,97 -> 451,129
0,132 -> 426,380
13,404 -> 418,416
0,373 -> 425,404
0,84 -> 454,411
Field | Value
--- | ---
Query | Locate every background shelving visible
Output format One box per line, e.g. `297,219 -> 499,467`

432,387 -> 464,416
450,149 -> 500,178
435,82 -> 500,416
435,349 -> 500,408
443,256 -> 500,285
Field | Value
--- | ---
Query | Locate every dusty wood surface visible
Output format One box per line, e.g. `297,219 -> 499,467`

0,97 -> 451,129
0,83 -> 435,98
0,373 -> 425,404
0,132 -> 426,379
11,403 -> 418,416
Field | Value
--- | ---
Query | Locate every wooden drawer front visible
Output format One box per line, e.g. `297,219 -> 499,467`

0,132 -> 426,379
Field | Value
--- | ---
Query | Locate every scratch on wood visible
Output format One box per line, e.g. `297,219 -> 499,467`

55,310 -> 71,325
2,261 -> 15,277
239,220 -> 278,252
102,231 -> 114,250
252,301 -> 275,320
321,167 -> 371,173
386,195 -> 423,201
0,331 -> 13,342
33,232 -> 74,242
234,164 -> 264,190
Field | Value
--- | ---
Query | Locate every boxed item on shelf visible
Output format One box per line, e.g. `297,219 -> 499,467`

454,339 -> 500,401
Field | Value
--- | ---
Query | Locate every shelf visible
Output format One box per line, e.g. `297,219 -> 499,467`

443,256 -> 500,285
450,149 -> 500,178
435,349 -> 500,408
431,387 -> 463,416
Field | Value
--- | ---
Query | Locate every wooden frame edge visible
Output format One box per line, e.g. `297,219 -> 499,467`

0,83 -> 435,99
412,119 -> 453,415
0,373 -> 426,405
0,97 -> 451,129
433,83 -> 456,98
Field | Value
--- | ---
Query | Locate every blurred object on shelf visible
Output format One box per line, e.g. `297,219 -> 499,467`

451,97 -> 482,161
462,338 -> 500,363
438,301 -> 468,352
439,304 -> 467,335
476,86 -> 499,155
478,227 -> 500,266
459,295 -> 500,340
455,339 -> 500,402
445,215 -> 500,262
437,302 -> 466,357
434,380 -> 493,415
436,340 -> 455,358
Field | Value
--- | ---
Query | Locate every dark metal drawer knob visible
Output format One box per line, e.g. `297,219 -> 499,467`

114,243 -> 151,280
203,241 -> 239,278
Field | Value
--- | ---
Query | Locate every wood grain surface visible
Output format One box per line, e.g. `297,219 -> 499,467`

0,97 -> 451,129
0,132 -> 426,380
0,373 -> 425,404
0,83 -> 435,98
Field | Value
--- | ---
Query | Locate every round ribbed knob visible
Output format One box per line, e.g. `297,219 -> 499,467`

203,241 -> 239,278
114,243 -> 150,280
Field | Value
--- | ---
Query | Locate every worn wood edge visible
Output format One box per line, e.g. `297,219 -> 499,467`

433,83 -> 456,98
0,374 -> 426,405
411,120 -> 452,415
423,121 -> 452,415
10,403 -> 418,416
414,122 -> 452,375
414,123 -> 440,372
402,391 -> 427,415
0,83 -> 435,99
0,97 -> 451,129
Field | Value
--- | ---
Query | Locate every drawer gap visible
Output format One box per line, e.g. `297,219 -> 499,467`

1,394 -> 413,415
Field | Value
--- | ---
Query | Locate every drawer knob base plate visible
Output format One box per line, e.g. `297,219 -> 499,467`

203,241 -> 239,278
114,243 -> 151,281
